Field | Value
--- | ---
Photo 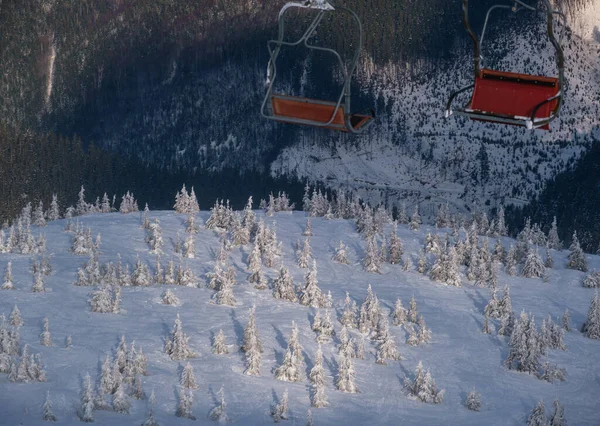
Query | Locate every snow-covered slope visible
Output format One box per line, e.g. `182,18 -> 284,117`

272,16 -> 600,217
0,209 -> 599,425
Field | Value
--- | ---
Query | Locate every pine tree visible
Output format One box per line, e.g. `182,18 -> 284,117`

548,399 -> 566,426
333,241 -> 350,265
583,270 -> 600,288
164,313 -> 196,360
40,317 -> 52,346
247,243 -> 262,283
562,308 -> 571,331
336,350 -> 359,393
388,222 -> 404,264
547,217 -> 561,249
47,194 -> 61,221
212,266 -> 237,307
506,312 -> 542,373
417,250 -> 428,274
408,296 -> 418,323
299,261 -> 326,308
79,372 -> 95,421
175,387 -> 195,420
42,390 -> 57,421
142,390 -> 159,426
409,205 -> 421,231
567,231 -> 588,272
242,306 -> 263,353
180,362 -> 199,389
404,361 -> 444,403
527,400 -> 548,426
297,237 -> 313,268
32,271 -> 46,292
183,233 -> 195,259
340,292 -> 358,328
271,389 -> 289,422
363,236 -> 381,273
272,266 -> 297,302
465,389 -> 482,411
275,322 -> 304,382
523,244 -> 546,279
582,291 -> 600,339
505,244 -> 518,276
338,326 -> 356,359
213,329 -> 229,355
309,344 -> 326,386
244,328 -> 262,376
482,313 -> 491,334
2,261 -> 14,290
376,316 -> 400,364
209,386 -> 229,422
303,217 -> 313,236
316,310 -> 335,343
10,305 -> 23,326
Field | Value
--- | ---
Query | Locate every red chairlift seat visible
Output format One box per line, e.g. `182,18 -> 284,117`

270,94 -> 373,132
469,69 -> 560,130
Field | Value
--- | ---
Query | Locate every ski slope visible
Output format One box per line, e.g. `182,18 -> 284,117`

0,210 -> 599,425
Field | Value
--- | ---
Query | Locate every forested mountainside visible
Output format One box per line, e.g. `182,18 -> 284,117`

0,0 -> 599,234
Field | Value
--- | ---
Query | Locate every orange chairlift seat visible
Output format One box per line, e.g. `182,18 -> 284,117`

261,1 -> 374,134
446,0 -> 565,130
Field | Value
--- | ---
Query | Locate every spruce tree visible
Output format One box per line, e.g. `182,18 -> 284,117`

547,217 -> 561,250
272,266 -> 297,302
209,386 -> 229,422
363,236 -> 381,273
180,362 -> 199,389
10,305 -> 23,327
161,289 -> 179,305
582,291 -> 600,339
303,217 -> 313,236
242,306 -> 263,353
527,400 -> 548,426
271,389 -> 289,422
562,308 -> 571,331
2,261 -> 14,290
48,194 -> 61,221
505,244 -> 518,276
32,271 -> 46,292
567,231 -> 588,272
409,206 -> 421,231
275,322 -> 304,382
297,237 -> 313,268
583,270 -> 600,288
333,241 -> 350,265
336,350 -> 359,393
523,244 -> 546,279
175,387 -> 195,420
213,329 -> 229,355
309,344 -> 326,386
404,361 -> 444,403
42,390 -> 57,421
548,399 -> 566,426
164,313 -> 196,360
79,372 -> 95,421
465,389 -> 482,411
299,261 -> 326,308
142,390 -> 159,426
340,292 -> 357,328
40,317 -> 52,346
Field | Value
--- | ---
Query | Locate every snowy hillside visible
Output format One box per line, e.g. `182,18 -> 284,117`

1,199 -> 599,425
272,16 -> 600,217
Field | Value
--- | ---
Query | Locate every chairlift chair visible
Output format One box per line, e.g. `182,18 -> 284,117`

261,0 -> 375,133
446,0 -> 566,130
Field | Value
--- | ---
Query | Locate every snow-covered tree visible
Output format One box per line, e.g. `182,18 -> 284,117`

336,350 -> 359,393
429,245 -> 461,287
161,289 -> 179,306
247,243 -> 262,283
388,222 -> 404,265
299,261 -> 326,308
340,292 -> 358,328
209,386 -> 229,423
42,390 -> 57,421
271,389 -> 289,422
332,241 -> 350,265
183,233 -> 195,259
76,186 -> 89,216
527,400 -> 548,426
297,237 -> 313,268
100,193 -> 111,214
391,297 -> 408,326
33,201 -> 46,227
10,305 -> 23,327
79,372 -> 95,421
146,220 -> 163,255
141,390 -> 159,426
119,191 -> 139,214
272,266 -> 297,302
175,387 -> 195,420
303,217 -> 313,237
523,244 -> 546,279
40,317 -> 52,346
547,217 -> 561,250
242,306 -> 263,353
311,379 -> 329,409
32,271 -> 46,292
562,308 -> 571,331
316,310 -> 335,343
408,296 -> 418,323
549,399 -> 566,426
583,270 -> 600,288
164,313 -> 196,360
409,205 -> 421,231
2,262 -> 14,290
47,194 -> 60,221
275,322 -> 304,382
465,389 -> 482,411
358,285 -> 380,332
404,361 -> 444,404
213,329 -> 229,355
567,231 -> 588,272
376,317 -> 400,364
244,327 -> 262,376
212,268 -> 236,307
417,250 -> 428,274
484,287 -> 502,319
180,362 -> 198,389
363,236 -> 381,273
581,291 -> 600,339
505,312 -> 542,373
505,244 -> 518,276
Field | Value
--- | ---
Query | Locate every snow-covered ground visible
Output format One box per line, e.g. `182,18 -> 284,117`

0,209 -> 599,425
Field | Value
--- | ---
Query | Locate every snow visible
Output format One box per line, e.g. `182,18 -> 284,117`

0,210 -> 599,425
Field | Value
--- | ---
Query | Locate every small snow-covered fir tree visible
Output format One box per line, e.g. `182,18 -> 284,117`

340,292 -> 358,328
567,231 -> 588,272
79,372 -> 95,421
547,217 -> 561,249
465,389 -> 482,411
404,361 -> 444,404
40,317 -> 52,346
392,298 -> 408,326
376,317 -> 400,364
316,310 -> 335,343
33,201 -> 46,227
562,308 -> 571,331
363,236 -> 381,273
583,270 -> 600,288
242,306 -> 263,353
213,329 -> 229,355
161,289 -> 179,305
212,268 -> 236,307
43,390 -> 57,421
47,194 -> 61,221
408,296 -> 418,323
180,362 -> 198,389
209,386 -> 229,423
336,350 -> 359,393
10,304 -> 23,327
297,237 -> 313,268
142,390 -> 159,426
164,313 -> 196,360
527,400 -> 548,426
417,250 -> 428,274
2,261 -> 14,290
505,244 -> 518,276
311,380 -> 329,409
175,387 -> 195,420
303,217 -> 313,236
147,220 -> 163,254
309,344 -> 326,386
522,244 -> 546,279
32,271 -> 46,292
271,389 -> 289,422
183,233 -> 196,259
581,291 -> 600,339
505,312 -> 542,373
409,205 -> 421,231
299,261 -> 326,308
333,241 -> 350,265
244,329 -> 262,376
548,399 -> 566,426
272,266 -> 297,302
247,243 -> 262,283
275,322 -> 304,382
388,223 -> 404,265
